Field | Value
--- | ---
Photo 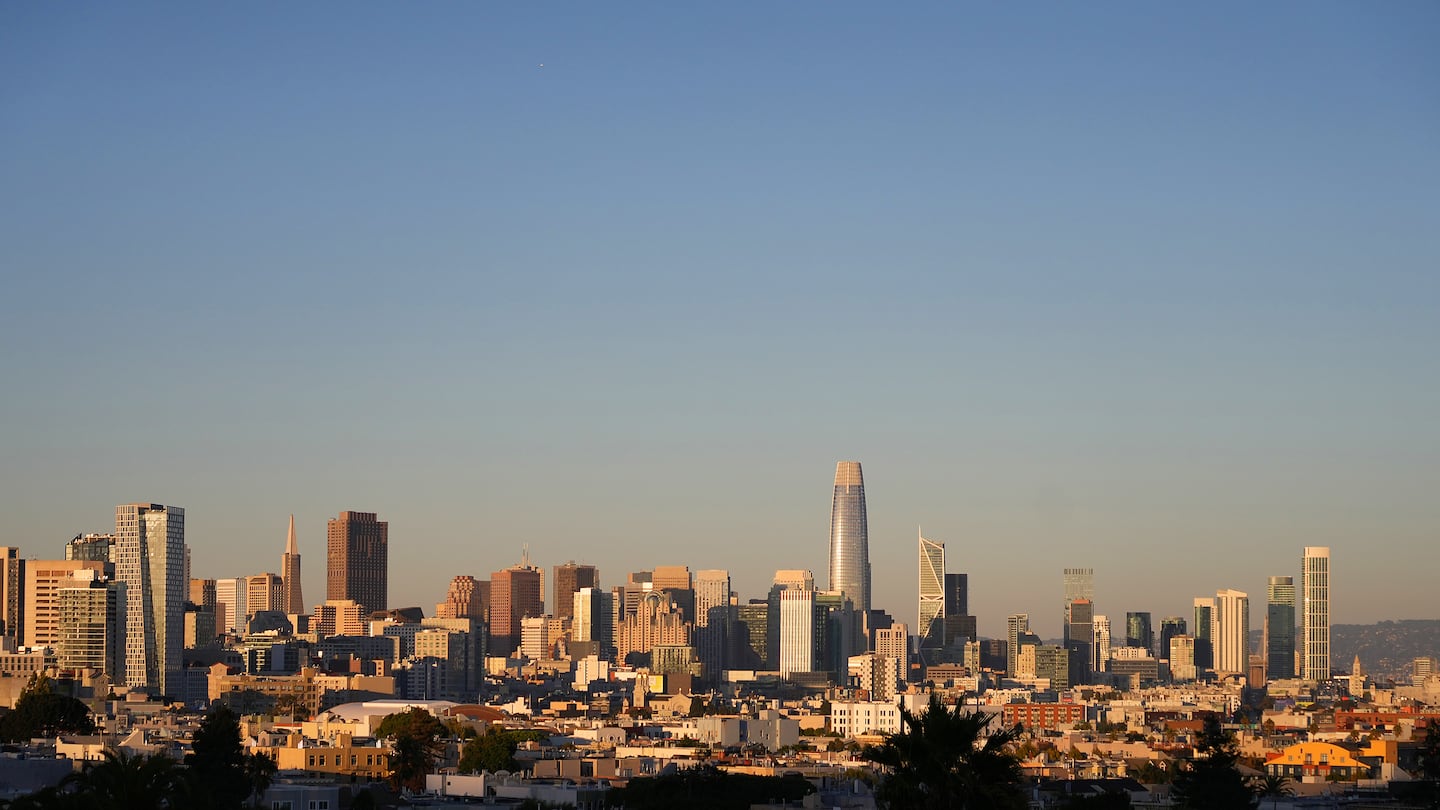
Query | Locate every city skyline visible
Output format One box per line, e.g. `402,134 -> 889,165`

3,4 -> 1436,637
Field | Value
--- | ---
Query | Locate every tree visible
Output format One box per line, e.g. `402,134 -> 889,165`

1252,773 -> 1293,810
70,749 -> 183,810
862,698 -> 1026,810
375,707 -> 447,791
459,726 -> 519,773
1418,720 -> 1440,809
0,675 -> 96,742
1170,716 -> 1256,810
242,751 -> 278,808
184,704 -> 251,809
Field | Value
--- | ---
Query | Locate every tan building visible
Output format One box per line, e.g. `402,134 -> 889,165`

552,563 -> 598,621
434,576 -> 485,621
246,573 -> 284,617
616,590 -> 689,664
314,599 -> 366,638
489,564 -> 543,657
22,560 -> 108,648
255,732 -> 390,780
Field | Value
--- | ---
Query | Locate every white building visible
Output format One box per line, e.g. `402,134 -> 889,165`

1213,589 -> 1250,674
1302,546 -> 1331,681
830,700 -> 905,738
778,588 -> 815,678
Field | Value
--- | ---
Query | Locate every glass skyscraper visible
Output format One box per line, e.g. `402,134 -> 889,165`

918,532 -> 944,647
1266,575 -> 1297,680
828,461 -> 870,614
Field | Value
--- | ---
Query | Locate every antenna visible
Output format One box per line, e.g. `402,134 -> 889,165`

521,543 -> 531,568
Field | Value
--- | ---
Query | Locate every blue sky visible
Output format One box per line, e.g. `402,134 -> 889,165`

2,3 -> 1437,637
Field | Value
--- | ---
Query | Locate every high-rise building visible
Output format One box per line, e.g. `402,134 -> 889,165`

779,588 -> 816,678
616,590 -> 688,664
1006,614 -> 1029,676
694,570 -> 730,681
874,623 -> 909,682
1265,575 -> 1297,680
326,511 -> 387,614
216,578 -> 244,636
652,565 -> 694,623
1125,612 -> 1153,653
553,562 -> 599,621
115,503 -> 186,696
1170,635 -> 1197,682
1193,597 -> 1215,671
56,569 -> 126,681
573,586 -> 615,661
1063,568 -> 1094,624
1213,589 -> 1250,674
1065,599 -> 1094,684
767,569 -> 814,668
0,548 -> 23,643
1093,615 -> 1111,672
489,562 -> 543,656
23,559 -> 109,648
918,532 -> 945,648
944,573 -> 968,617
66,534 -> 114,564
1302,547 -> 1331,681
281,515 -> 303,615
1159,617 -> 1187,662
733,601 -> 769,669
435,576 -> 485,621
246,573 -> 284,617
828,461 -> 870,613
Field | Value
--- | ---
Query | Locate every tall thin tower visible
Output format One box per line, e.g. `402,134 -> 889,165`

115,503 -> 185,696
1265,575 -> 1296,680
828,461 -> 870,614
918,531 -> 945,647
281,515 -> 303,615
1302,546 -> 1331,681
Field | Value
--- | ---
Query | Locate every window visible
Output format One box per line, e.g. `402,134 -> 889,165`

272,803 -> 293,810
308,803 -> 330,810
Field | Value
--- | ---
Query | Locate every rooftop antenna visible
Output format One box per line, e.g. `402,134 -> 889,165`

521,543 -> 531,568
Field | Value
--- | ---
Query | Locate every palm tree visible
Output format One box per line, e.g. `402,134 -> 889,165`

242,751 -> 278,808
71,749 -> 183,810
1253,772 -> 1294,809
863,698 -> 1026,810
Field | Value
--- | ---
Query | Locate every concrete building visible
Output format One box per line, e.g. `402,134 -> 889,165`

1213,589 -> 1250,675
1302,546 -> 1331,681
489,562 -> 543,657
247,573 -> 284,616
22,559 -> 108,648
0,548 -> 21,644
553,562 -> 598,621
778,588 -> 816,678
56,569 -> 126,681
216,577 -> 244,636
434,575 -> 485,621
694,569 -> 730,681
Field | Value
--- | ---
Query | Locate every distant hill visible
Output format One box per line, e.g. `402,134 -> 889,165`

1249,620 -> 1440,679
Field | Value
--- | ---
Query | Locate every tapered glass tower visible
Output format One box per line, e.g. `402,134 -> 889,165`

828,461 -> 870,614
918,532 -> 944,647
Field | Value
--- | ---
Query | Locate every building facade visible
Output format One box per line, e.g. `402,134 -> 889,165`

918,533 -> 944,648
1213,589 -> 1250,674
115,503 -> 186,696
1265,575 -> 1297,680
1302,546 -> 1331,681
281,515 -> 303,615
553,562 -> 599,621
828,461 -> 870,614
326,511 -> 388,614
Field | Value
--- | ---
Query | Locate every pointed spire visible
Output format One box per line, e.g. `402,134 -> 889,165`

286,514 -> 298,554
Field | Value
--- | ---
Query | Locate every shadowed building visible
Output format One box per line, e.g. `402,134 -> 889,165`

281,515 -> 303,615
553,562 -> 598,621
326,511 -> 387,614
1266,575 -> 1297,680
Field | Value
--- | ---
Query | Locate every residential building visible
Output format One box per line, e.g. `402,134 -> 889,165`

56,569 -> 125,681
22,559 -> 109,648
1302,546 -> 1331,681
115,503 -> 186,695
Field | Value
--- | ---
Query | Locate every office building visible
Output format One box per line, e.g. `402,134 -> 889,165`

1093,615 -> 1111,672
778,588 -> 816,678
1006,614 -> 1029,676
313,599 -> 366,637
1266,575 -> 1297,680
1302,547 -> 1331,681
489,562 -> 544,657
1159,617 -> 1187,661
652,565 -> 694,623
115,503 -> 186,695
247,573 -> 284,617
1065,598 -> 1093,684
553,562 -> 599,621
281,515 -> 303,615
1213,589 -> 1250,674
732,601 -> 769,669
23,559 -> 109,648
1193,597 -> 1215,671
0,548 -> 22,643
572,586 -> 615,661
616,590 -> 688,665
918,532 -> 945,648
1170,635 -> 1198,682
66,534 -> 114,563
828,461 -> 871,613
1063,568 -> 1094,631
56,570 -> 125,680
216,578 -> 244,636
1125,612 -> 1153,653
767,569 -> 814,668
694,570 -> 730,681
435,575 -> 485,621
326,511 -> 387,614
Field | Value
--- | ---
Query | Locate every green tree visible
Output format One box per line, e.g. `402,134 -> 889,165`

1251,772 -> 1293,810
459,726 -> 520,773
242,750 -> 278,808
71,749 -> 183,810
375,707 -> 447,791
184,704 -> 251,809
862,698 -> 1026,810
1171,716 -> 1256,810
0,675 -> 96,741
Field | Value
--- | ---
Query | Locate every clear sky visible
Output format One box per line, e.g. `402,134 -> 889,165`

2,3 -> 1436,638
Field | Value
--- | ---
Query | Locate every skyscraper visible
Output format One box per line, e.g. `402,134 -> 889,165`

1007,614 -> 1029,676
553,562 -> 599,621
1063,568 -> 1094,623
573,586 -> 616,661
326,511 -> 388,614
281,515 -> 303,615
778,588 -> 816,678
1125,612 -> 1153,653
1213,589 -> 1250,674
694,569 -> 730,681
1064,568 -> 1096,682
57,570 -> 125,681
1192,597 -> 1215,671
1302,547 -> 1331,681
1265,575 -> 1297,680
918,532 -> 945,648
490,561 -> 543,657
829,461 -> 870,614
0,547 -> 21,643
115,503 -> 186,696
1159,617 -> 1187,662
1093,615 -> 1111,671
